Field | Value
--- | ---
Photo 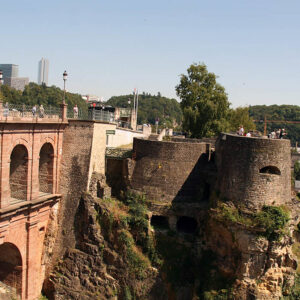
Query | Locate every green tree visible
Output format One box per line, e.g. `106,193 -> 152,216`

249,105 -> 300,146
295,161 -> 300,181
176,63 -> 230,138
106,93 -> 182,128
228,106 -> 256,133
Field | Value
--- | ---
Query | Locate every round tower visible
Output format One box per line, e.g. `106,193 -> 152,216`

216,133 -> 291,211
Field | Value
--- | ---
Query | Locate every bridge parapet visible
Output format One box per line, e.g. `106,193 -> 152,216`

0,102 -> 68,123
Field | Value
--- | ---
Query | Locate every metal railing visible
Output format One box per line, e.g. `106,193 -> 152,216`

1,103 -> 61,120
68,108 -> 115,123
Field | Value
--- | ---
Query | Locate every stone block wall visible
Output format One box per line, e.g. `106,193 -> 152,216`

128,138 -> 214,204
54,120 -> 116,261
54,120 -> 94,258
216,133 -> 291,211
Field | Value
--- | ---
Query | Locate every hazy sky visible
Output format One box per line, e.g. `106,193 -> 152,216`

1,0 -> 300,107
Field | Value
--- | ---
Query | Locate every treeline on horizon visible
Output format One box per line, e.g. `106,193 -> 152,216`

249,105 -> 300,145
0,82 -> 88,111
1,83 -> 300,144
106,92 -> 182,128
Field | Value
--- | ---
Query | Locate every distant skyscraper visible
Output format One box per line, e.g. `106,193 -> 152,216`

0,64 -> 19,78
0,64 -> 28,91
38,58 -> 49,85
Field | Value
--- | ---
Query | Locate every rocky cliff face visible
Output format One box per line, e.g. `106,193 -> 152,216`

44,169 -> 300,300
206,196 -> 299,300
44,192 -> 168,300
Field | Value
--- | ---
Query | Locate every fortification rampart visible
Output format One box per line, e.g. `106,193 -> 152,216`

128,138 -> 214,204
216,133 -> 291,211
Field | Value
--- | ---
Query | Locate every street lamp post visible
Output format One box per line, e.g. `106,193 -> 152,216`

63,70 -> 68,104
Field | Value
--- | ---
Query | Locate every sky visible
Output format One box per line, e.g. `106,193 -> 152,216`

1,0 -> 300,107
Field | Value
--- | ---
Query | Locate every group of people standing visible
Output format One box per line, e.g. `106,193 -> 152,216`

32,105 -> 45,118
268,128 -> 287,139
237,125 -> 252,137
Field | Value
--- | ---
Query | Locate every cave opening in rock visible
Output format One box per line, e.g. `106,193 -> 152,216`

176,216 -> 197,234
151,215 -> 169,230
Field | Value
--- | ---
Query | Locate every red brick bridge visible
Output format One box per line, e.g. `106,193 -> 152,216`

0,104 -> 67,299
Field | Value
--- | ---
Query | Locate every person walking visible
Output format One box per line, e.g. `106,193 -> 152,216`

238,125 -> 244,136
32,105 -> 37,116
73,104 -> 79,118
39,105 -> 44,118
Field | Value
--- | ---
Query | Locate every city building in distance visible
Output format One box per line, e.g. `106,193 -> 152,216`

0,63 -> 29,91
38,58 -> 49,85
0,64 -> 19,78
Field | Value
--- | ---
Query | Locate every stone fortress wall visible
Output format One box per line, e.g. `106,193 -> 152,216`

128,138 -> 214,205
128,134 -> 291,211
216,133 -> 291,211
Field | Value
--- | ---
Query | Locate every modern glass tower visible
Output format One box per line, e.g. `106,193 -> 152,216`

38,58 -> 49,85
0,64 -> 19,78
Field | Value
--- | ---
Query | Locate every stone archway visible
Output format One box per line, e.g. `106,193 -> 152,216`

10,144 -> 28,202
0,243 -> 22,298
39,143 -> 54,194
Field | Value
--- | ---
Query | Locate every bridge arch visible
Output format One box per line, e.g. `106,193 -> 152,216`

10,144 -> 29,202
0,242 -> 22,297
39,143 -> 54,194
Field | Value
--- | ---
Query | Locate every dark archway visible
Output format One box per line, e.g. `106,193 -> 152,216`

259,166 -> 281,175
151,215 -> 169,230
0,243 -> 22,297
176,216 -> 197,234
10,144 -> 28,201
39,143 -> 54,194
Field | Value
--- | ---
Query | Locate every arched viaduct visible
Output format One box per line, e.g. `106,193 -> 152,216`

0,105 -> 67,299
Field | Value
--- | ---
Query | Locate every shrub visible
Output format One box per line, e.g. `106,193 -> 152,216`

254,205 -> 289,241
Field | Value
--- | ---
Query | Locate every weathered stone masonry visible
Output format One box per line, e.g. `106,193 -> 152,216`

0,119 -> 66,300
216,133 -> 291,211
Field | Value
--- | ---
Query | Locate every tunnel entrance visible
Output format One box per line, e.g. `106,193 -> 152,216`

176,216 -> 197,234
10,144 -> 28,202
151,215 -> 169,230
39,143 -> 54,194
0,243 -> 22,298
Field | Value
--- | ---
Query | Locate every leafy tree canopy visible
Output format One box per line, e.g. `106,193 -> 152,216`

106,92 -> 182,128
228,107 -> 256,133
294,161 -> 300,181
176,63 -> 230,138
249,105 -> 300,145
0,82 -> 88,111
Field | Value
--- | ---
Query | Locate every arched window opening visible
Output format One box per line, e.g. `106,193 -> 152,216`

39,143 -> 54,194
176,216 -> 197,234
10,145 -> 28,202
151,215 -> 169,230
259,166 -> 281,175
0,243 -> 22,298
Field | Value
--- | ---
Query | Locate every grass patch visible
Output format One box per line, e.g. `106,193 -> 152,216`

214,202 -> 290,241
118,229 -> 150,279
